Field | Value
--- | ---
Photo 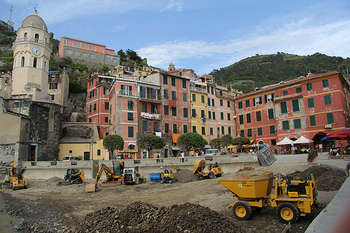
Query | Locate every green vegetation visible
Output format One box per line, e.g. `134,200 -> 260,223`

103,135 -> 124,160
231,137 -> 251,145
211,52 -> 350,93
118,49 -> 147,68
138,134 -> 164,155
177,132 -> 208,150
210,135 -> 234,149
0,24 -> 15,72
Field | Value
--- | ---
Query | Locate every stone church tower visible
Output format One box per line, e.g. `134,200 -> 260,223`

11,10 -> 51,101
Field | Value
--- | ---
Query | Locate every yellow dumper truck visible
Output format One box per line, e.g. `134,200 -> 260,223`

219,172 -> 317,223
193,159 -> 222,179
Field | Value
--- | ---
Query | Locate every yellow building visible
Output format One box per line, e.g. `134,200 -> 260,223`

190,80 -> 208,139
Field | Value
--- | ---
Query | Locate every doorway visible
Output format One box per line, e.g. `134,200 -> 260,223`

29,144 -> 38,161
84,152 -> 90,160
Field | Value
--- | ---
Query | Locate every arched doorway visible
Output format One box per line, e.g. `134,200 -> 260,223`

312,132 -> 327,145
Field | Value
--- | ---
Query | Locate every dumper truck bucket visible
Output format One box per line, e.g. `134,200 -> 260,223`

257,144 -> 276,166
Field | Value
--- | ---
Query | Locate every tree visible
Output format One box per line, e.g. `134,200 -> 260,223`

221,135 -> 234,147
210,138 -> 223,149
103,135 -> 124,160
177,133 -> 207,150
232,137 -> 250,145
138,134 -> 164,156
117,49 -> 127,63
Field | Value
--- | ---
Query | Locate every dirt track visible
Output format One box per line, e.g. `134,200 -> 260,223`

1,163 -> 345,233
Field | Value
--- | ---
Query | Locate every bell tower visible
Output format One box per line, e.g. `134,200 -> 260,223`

11,9 -> 51,101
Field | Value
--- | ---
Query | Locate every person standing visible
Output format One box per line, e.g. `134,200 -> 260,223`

181,151 -> 185,163
345,162 -> 350,177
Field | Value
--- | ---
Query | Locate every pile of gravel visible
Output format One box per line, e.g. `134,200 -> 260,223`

174,169 -> 198,183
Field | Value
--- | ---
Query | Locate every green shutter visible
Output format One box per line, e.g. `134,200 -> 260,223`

322,79 -> 329,87
281,101 -> 287,113
292,99 -> 299,112
183,93 -> 187,102
245,100 -> 250,107
307,83 -> 312,91
296,87 -> 302,93
327,113 -> 334,124
256,111 -> 261,121
172,91 -> 176,100
308,98 -> 314,108
324,95 -> 331,105
270,125 -> 275,134
293,119 -> 301,129
240,130 -> 244,137
163,75 -> 168,84
128,127 -> 134,137
239,115 -> 244,124
238,101 -> 242,109
258,128 -> 262,136
163,90 -> 168,99
246,113 -> 251,123
282,120 -> 289,130
310,116 -> 316,126
283,90 -> 288,96
268,109 -> 274,119
183,125 -> 188,133
182,79 -> 186,88
248,129 -> 252,137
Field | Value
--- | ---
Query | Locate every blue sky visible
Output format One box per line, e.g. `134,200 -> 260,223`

1,0 -> 350,74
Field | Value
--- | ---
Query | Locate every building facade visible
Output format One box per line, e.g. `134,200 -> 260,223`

48,70 -> 69,112
235,71 -> 350,148
58,37 -> 120,67
190,80 -> 208,139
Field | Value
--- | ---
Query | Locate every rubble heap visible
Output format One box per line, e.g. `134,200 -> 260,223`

76,201 -> 239,233
174,169 -> 198,183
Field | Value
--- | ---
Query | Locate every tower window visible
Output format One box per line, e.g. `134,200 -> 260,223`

21,57 -> 25,67
33,58 -> 37,68
34,33 -> 39,43
24,32 -> 27,40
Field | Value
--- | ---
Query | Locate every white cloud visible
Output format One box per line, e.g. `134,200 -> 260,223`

161,0 -> 184,12
137,18 -> 350,74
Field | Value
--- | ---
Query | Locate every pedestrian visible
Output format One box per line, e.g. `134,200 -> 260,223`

345,162 -> 350,177
181,151 -> 185,163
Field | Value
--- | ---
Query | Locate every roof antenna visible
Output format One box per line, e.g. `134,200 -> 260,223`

7,5 -> 14,31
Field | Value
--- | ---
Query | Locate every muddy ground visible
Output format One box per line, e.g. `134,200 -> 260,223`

0,163 -> 345,233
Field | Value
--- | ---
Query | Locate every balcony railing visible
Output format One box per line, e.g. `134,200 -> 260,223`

118,90 -> 134,97
190,86 -> 207,93
140,93 -> 161,102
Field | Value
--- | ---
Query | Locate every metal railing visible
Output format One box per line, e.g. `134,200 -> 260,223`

118,90 -> 134,97
190,86 -> 207,93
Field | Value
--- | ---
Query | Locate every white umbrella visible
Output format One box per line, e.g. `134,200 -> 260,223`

294,136 -> 313,144
276,137 -> 294,145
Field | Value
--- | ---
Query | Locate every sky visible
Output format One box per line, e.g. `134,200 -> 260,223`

1,0 -> 350,74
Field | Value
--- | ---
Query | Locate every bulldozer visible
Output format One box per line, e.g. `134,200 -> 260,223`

219,172 -> 318,223
64,168 -> 85,184
121,166 -> 145,185
193,159 -> 222,179
3,162 -> 27,190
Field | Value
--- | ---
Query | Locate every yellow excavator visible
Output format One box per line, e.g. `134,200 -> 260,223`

64,169 -> 85,184
193,159 -> 222,179
3,162 -> 27,190
160,168 -> 175,184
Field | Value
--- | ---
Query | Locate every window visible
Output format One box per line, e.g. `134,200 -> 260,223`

89,105 -> 91,113
165,123 -> 169,133
210,128 -> 213,135
221,126 -> 224,135
248,129 -> 252,137
322,79 -> 329,88
245,100 -> 250,107
238,101 -> 243,109
24,32 -> 27,40
184,108 -> 188,118
183,125 -> 188,133
227,113 -> 231,121
254,96 -> 262,106
164,105 -> 169,115
268,109 -> 274,119
283,90 -> 288,96
90,45 -> 96,50
151,104 -> 157,114
213,112 -> 216,120
154,122 -> 159,131
182,79 -> 187,88
171,107 -> 177,116
34,33 -> 39,42
50,94 -> 55,101
163,75 -> 168,84
281,101 -> 288,113
246,113 -> 251,123
128,127 -> 134,137
97,149 -> 101,155
296,87 -> 302,93
128,112 -> 133,121
74,51 -> 80,56
192,94 -> 196,102
105,102 -> 109,110
310,115 -> 316,126
128,101 -> 133,110
21,56 -> 25,67
201,110 -> 205,118
66,40 -> 72,45
163,90 -> 168,99
82,44 -> 88,48
208,98 -> 210,106
192,109 -> 196,117
292,99 -> 299,112
258,127 -> 262,136
270,125 -> 275,135
171,77 -> 176,86
256,111 -> 261,121
33,57 -> 37,68
227,101 -> 230,107
228,127 -> 231,135
239,115 -> 244,124
208,111 -> 211,119
192,126 -> 197,133
324,95 -> 331,105
240,130 -> 244,137
327,113 -> 334,124
282,120 -> 290,130
271,139 -> 277,145
49,83 -> 57,89
74,42 -> 80,47
220,112 -> 224,120
212,99 -> 214,106
294,119 -> 301,129
142,120 -> 147,132
202,127 -> 206,135
307,83 -> 312,91
172,91 -> 176,100
183,93 -> 187,102
220,99 -> 223,106
142,102 -> 147,112
308,98 -> 314,108
93,103 -> 96,111
173,124 -> 178,133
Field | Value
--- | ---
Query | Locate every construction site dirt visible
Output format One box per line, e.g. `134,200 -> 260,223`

0,163 -> 346,233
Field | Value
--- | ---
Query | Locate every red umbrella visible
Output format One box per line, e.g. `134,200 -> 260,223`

327,134 -> 350,140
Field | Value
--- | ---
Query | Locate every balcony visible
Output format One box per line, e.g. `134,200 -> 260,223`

140,112 -> 161,120
139,93 -> 161,103
118,90 -> 135,97
190,86 -> 207,93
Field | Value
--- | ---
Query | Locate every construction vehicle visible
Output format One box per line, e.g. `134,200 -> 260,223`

3,162 -> 27,190
193,159 -> 222,179
86,161 -> 124,192
219,172 -> 318,223
122,166 -> 145,185
64,169 -> 85,184
160,168 -> 175,184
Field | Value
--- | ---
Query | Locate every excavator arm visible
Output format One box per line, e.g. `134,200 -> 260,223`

94,164 -> 115,185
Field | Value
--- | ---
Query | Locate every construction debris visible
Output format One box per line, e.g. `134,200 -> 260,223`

173,169 -> 197,183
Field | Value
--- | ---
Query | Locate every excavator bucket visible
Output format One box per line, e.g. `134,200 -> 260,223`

257,144 -> 276,166
85,183 -> 96,193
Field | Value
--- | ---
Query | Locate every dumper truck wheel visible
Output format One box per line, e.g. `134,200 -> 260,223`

277,203 -> 299,223
232,201 -> 252,220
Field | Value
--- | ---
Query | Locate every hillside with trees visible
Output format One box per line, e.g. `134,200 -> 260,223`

210,52 -> 350,93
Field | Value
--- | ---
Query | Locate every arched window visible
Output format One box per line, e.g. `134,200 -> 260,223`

33,58 -> 37,68
24,32 -> 27,40
21,57 -> 25,67
43,61 -> 46,70
128,144 -> 136,150
34,33 -> 39,43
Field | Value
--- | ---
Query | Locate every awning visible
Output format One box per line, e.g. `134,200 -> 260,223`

117,150 -> 138,153
276,137 -> 294,145
294,136 -> 313,144
227,145 -> 239,149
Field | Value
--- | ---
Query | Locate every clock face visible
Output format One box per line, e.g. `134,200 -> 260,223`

32,47 -> 41,56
